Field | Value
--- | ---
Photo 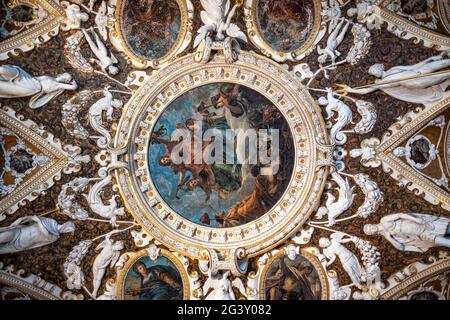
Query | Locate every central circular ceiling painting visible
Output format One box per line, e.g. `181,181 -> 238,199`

148,83 -> 295,228
116,52 -> 328,258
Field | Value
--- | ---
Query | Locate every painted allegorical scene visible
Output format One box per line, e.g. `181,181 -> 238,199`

148,83 -> 295,228
256,0 -> 315,52
122,0 -> 182,60
123,256 -> 184,300
400,0 -> 432,15
264,253 -> 322,300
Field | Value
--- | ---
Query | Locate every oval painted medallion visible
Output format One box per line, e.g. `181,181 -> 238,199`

148,83 -> 295,228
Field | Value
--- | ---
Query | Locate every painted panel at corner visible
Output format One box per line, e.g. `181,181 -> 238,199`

255,0 -> 316,52
121,0 -> 182,60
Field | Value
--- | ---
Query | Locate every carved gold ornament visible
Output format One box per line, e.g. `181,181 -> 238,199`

0,106 -> 89,220
360,2 -> 450,51
380,254 -> 450,300
437,0 -> 450,35
0,0 -> 75,61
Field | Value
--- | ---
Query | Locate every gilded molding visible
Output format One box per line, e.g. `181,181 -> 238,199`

380,255 -> 450,300
373,4 -> 450,51
115,248 -> 192,300
0,262 -> 81,300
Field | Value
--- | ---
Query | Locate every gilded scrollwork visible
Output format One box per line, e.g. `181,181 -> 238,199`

0,262 -> 82,300
0,106 -> 90,219
350,0 -> 450,51
0,0 -> 88,61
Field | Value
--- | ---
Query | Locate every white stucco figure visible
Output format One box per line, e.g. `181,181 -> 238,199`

88,0 -> 98,11
88,88 -> 123,148
352,173 -> 383,218
353,100 -> 376,134
147,244 -> 160,261
91,234 -> 124,298
322,0 -> 344,33
319,233 -> 363,289
0,65 -> 78,109
203,271 -> 236,300
82,28 -> 119,75
364,213 -> 450,253
347,1 -> 380,28
0,216 -> 75,254
285,244 -> 300,261
65,262 -> 85,290
339,54 -> 450,106
318,18 -> 352,65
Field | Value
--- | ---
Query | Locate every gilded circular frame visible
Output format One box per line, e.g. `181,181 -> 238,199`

243,0 -> 327,62
258,249 -> 329,300
116,249 -> 190,300
115,51 -> 329,259
110,0 -> 194,69
438,0 -> 450,34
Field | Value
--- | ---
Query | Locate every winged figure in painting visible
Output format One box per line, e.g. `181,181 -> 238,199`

194,0 -> 247,47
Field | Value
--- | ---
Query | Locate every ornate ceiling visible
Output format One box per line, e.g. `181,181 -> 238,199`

0,0 -> 449,301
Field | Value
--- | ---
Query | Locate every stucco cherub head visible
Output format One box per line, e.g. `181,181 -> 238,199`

363,224 -> 380,235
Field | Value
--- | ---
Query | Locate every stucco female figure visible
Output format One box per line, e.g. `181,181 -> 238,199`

0,65 -> 78,109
